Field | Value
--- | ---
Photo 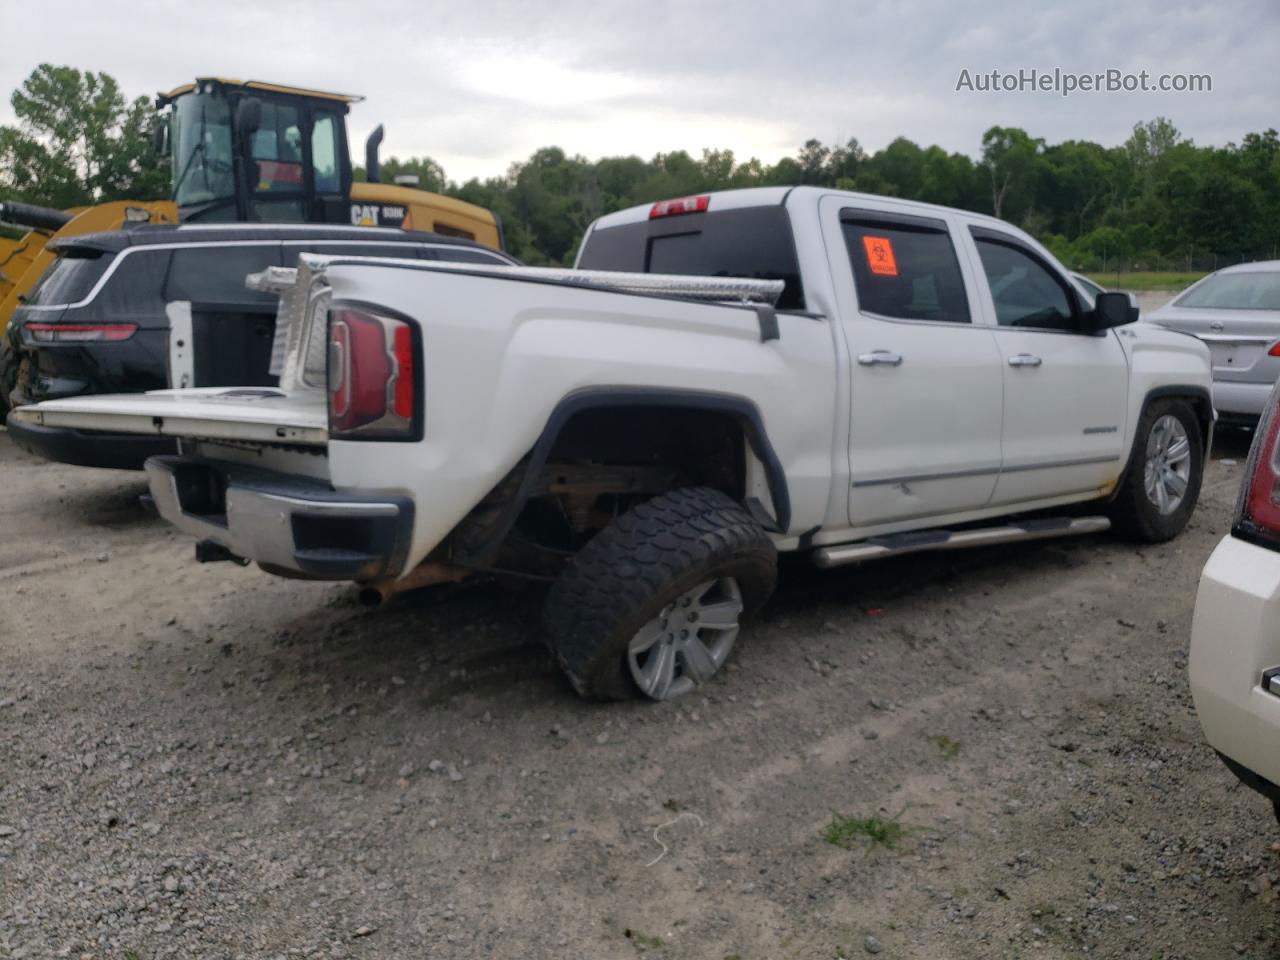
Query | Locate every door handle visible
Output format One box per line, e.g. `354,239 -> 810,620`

857,350 -> 903,367
1007,353 -> 1043,367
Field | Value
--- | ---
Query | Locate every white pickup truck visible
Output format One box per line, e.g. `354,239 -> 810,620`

11,187 -> 1214,701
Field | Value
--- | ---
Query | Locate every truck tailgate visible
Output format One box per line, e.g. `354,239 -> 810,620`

8,388 -> 327,446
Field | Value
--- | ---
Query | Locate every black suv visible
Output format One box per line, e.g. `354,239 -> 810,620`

4,224 -> 516,468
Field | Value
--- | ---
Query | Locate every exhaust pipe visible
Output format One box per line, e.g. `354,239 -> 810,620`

364,124 -> 384,184
358,561 -> 469,606
0,202 -> 73,232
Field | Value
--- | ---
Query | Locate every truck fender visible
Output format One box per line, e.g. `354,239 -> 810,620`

463,387 -> 792,559
1108,384 -> 1214,502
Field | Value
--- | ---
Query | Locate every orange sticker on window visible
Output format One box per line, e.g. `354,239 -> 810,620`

862,235 -> 898,276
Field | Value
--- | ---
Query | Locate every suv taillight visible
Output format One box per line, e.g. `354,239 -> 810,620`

25,322 -> 137,342
327,307 -> 419,440
1235,381 -> 1280,546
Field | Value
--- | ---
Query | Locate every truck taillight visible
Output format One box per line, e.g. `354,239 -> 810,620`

327,307 -> 420,441
1236,382 -> 1280,545
649,195 -> 709,219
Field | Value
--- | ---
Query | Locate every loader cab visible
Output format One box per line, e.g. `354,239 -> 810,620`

158,79 -> 357,226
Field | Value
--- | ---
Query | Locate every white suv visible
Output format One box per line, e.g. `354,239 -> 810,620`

1190,378 -> 1280,822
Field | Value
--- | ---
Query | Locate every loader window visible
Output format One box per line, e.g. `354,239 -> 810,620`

171,92 -> 235,209
250,102 -> 304,193
312,112 -> 341,194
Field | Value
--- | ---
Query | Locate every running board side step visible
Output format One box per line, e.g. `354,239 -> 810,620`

812,516 -> 1111,568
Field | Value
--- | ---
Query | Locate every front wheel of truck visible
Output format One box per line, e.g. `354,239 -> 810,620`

543,486 -> 777,701
1108,397 -> 1204,542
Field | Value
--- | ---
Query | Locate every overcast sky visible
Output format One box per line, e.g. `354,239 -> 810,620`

0,0 -> 1276,183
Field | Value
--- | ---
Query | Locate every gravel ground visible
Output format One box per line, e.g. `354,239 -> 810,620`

1,423 -> 1277,960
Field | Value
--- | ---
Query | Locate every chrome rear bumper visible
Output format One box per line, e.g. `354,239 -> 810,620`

144,456 -> 414,581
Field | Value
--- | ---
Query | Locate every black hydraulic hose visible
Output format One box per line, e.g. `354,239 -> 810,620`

0,202 -> 72,231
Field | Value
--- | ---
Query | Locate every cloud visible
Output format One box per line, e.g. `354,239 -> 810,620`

0,0 -> 1276,183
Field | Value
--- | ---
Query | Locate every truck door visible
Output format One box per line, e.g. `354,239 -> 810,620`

822,198 -> 1005,527
964,225 -> 1129,506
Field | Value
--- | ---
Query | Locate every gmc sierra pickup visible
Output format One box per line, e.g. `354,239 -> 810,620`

9,186 -> 1214,701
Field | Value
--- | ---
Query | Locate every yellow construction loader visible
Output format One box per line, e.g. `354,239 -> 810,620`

1,77 -> 503,408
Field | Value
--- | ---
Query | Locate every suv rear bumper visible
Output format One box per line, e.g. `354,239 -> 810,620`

6,413 -> 176,470
145,456 -> 414,581
1189,534 -> 1280,810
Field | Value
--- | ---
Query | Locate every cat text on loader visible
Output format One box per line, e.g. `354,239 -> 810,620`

154,78 -> 501,247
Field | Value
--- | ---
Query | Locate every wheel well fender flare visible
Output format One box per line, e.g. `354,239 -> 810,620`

466,387 -> 791,559
1113,384 -> 1214,497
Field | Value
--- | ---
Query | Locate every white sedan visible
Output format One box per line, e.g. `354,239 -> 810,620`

1190,378 -> 1280,823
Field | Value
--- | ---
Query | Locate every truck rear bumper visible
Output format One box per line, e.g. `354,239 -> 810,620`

145,456 -> 414,581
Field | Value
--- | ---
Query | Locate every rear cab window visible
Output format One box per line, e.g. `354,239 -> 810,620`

24,249 -> 113,307
577,204 -> 806,310
841,212 -> 970,323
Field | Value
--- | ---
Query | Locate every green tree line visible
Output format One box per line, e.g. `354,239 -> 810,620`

4,65 -> 1278,271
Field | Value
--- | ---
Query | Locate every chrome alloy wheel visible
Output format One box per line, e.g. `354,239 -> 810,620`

1143,414 -> 1192,515
627,577 -> 744,701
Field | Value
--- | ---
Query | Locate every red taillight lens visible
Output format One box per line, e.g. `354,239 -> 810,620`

25,322 -> 137,343
1237,383 -> 1280,542
649,194 -> 710,219
1268,342 -> 1280,357
327,307 -> 419,440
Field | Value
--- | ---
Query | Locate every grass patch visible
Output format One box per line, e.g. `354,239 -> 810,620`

929,734 -> 961,758
625,929 -> 665,951
823,811 -> 914,850
1082,270 -> 1204,292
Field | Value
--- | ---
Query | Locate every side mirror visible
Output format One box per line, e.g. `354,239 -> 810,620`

235,97 -> 263,147
152,121 -> 169,158
1092,291 -> 1139,331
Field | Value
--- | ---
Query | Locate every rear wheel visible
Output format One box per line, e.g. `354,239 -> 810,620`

542,486 -> 777,701
1109,398 -> 1203,542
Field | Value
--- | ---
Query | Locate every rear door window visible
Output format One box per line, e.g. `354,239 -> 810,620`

577,205 -> 806,310
25,250 -> 113,306
164,244 -> 283,306
841,214 -> 970,323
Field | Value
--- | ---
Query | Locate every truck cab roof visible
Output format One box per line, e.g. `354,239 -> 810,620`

585,184 -> 1036,244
